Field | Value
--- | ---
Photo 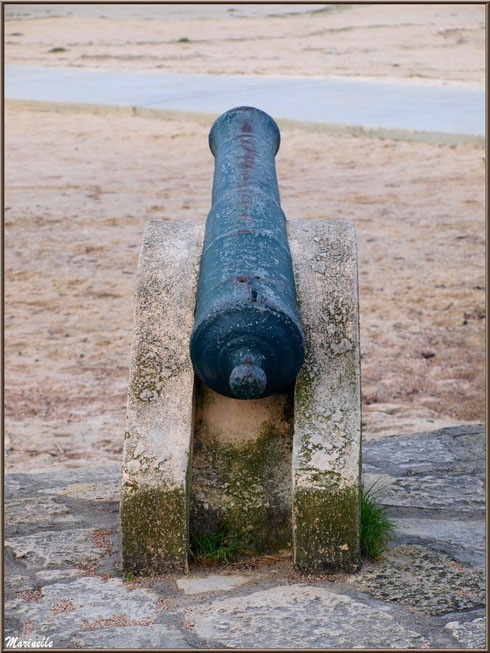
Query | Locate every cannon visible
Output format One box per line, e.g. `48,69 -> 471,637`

122,107 -> 361,575
190,106 -> 305,399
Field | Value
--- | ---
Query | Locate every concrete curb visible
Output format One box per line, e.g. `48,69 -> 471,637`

7,98 -> 485,147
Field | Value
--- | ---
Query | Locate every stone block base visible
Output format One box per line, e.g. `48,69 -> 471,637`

289,220 -> 362,572
190,380 -> 294,554
121,219 -> 361,574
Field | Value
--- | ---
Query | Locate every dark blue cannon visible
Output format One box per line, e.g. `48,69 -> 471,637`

190,106 -> 305,399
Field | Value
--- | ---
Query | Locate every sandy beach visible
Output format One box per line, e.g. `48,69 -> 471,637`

5,3 -> 484,86
5,4 -> 485,472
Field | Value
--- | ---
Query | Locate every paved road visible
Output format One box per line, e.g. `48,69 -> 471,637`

6,65 -> 484,136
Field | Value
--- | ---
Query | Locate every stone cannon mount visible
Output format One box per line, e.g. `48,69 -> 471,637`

121,107 -> 361,575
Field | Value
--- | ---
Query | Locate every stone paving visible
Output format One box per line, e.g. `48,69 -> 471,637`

5,425 -> 486,649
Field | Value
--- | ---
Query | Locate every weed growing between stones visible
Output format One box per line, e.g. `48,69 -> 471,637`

189,522 -> 247,565
360,481 -> 396,560
190,484 -> 395,566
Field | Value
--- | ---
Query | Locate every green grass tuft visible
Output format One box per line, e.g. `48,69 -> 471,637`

360,480 -> 396,560
189,522 -> 246,566
189,484 -> 395,566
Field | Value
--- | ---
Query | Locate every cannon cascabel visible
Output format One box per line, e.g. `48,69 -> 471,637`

190,106 -> 305,399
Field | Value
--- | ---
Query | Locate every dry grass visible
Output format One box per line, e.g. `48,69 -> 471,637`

91,529 -> 116,556
16,589 -> 43,603
51,599 -> 75,615
81,613 -> 153,630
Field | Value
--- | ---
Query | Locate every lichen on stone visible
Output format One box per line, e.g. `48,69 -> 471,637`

190,416 -> 293,554
120,483 -> 188,575
293,484 -> 360,573
130,347 -> 166,402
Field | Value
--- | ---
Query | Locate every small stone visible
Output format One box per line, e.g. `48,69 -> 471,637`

362,426 -> 485,515
6,575 -> 33,591
350,545 -> 484,615
5,577 -> 167,642
41,480 -> 120,502
6,529 -> 98,568
391,517 -> 484,567
7,497 -> 75,526
37,569 -> 80,583
176,574 -> 248,594
71,625 -> 189,649
444,617 -> 486,648
184,584 -> 429,648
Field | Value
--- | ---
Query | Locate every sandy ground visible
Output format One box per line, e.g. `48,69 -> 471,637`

5,104 -> 484,471
5,3 -> 485,87
4,4 -> 485,472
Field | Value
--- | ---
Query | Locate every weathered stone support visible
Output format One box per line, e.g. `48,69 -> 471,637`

121,220 -> 204,574
289,220 -> 361,573
121,219 -> 361,574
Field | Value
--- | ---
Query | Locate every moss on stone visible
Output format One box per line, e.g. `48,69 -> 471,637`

190,419 -> 293,554
122,479 -> 139,492
120,483 -> 188,575
293,484 -> 360,573
294,370 -> 315,415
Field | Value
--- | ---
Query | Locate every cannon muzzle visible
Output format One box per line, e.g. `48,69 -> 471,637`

190,106 -> 305,399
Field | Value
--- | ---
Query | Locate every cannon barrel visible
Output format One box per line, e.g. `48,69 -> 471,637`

190,106 -> 305,399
